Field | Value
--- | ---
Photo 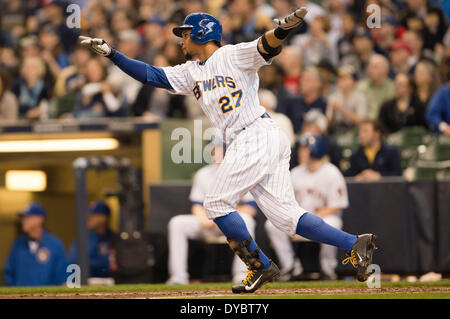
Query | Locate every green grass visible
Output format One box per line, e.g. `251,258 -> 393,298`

0,280 -> 449,298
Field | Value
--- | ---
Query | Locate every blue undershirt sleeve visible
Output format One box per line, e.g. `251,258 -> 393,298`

109,50 -> 173,90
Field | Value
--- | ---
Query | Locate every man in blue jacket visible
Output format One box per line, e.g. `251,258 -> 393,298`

68,200 -> 114,278
426,83 -> 450,136
345,120 -> 402,179
4,203 -> 68,286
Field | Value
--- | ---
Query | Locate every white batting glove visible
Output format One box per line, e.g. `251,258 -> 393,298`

273,7 -> 308,30
79,35 -> 112,57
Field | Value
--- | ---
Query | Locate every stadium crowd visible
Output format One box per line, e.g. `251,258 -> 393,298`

0,0 -> 449,168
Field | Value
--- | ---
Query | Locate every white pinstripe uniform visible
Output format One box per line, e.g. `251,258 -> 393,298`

265,162 -> 349,276
167,164 -> 257,284
163,38 -> 307,236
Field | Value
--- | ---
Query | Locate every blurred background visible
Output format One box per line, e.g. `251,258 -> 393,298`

0,0 -> 449,286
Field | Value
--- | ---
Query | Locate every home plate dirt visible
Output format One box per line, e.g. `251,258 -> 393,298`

2,286 -> 450,299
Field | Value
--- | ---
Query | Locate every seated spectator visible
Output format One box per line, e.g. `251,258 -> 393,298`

258,62 -> 294,116
426,82 -> 450,136
12,56 -> 51,120
401,30 -> 424,69
53,46 -> 92,98
345,120 -> 402,180
336,13 -> 356,60
167,141 -> 258,284
0,67 -> 18,122
316,58 -> 337,99
374,15 -> 399,57
390,41 -> 415,78
285,67 -> 327,133
68,200 -> 116,278
413,59 -> 440,105
378,73 -> 427,133
292,15 -> 337,67
258,89 -> 295,146
39,24 -> 70,80
327,65 -> 366,134
4,203 -> 68,286
275,46 -> 302,96
341,27 -> 375,80
107,30 -> 143,107
356,54 -> 395,120
291,109 -> 343,171
73,57 -> 127,118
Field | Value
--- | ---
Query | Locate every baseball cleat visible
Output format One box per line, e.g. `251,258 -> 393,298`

231,261 -> 280,294
342,234 -> 377,282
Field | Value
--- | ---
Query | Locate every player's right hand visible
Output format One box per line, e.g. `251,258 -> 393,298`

273,7 -> 308,30
79,35 -> 112,57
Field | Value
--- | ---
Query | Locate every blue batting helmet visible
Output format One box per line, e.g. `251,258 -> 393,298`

299,134 -> 326,159
173,13 -> 222,44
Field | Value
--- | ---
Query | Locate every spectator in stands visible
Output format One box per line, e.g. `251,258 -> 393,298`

336,13 -> 356,60
286,67 -> 327,133
426,82 -> 450,136
390,40 -> 415,77
226,0 -> 272,44
141,16 -> 168,64
291,109 -> 343,171
275,45 -> 302,96
107,30 -> 143,108
259,88 -> 295,146
0,67 -> 18,122
73,57 -> 127,118
4,203 -> 68,286
356,54 -> 395,121
292,15 -> 338,67
345,120 -> 402,180
12,56 -> 51,120
379,73 -> 427,133
166,141 -> 258,284
413,59 -> 440,105
111,8 -> 136,36
258,62 -> 294,116
341,27 -> 375,80
39,24 -> 70,80
327,65 -> 367,134
400,0 -> 448,52
316,58 -> 337,99
374,15 -> 399,57
401,29 -> 424,69
68,200 -> 115,278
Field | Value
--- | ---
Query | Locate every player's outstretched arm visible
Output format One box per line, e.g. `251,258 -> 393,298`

79,36 -> 173,90
257,7 -> 307,60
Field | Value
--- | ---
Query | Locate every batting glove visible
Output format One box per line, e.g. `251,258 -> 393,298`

79,35 -> 113,57
273,7 -> 308,30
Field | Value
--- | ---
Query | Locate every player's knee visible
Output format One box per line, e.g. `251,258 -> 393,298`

168,215 -> 186,232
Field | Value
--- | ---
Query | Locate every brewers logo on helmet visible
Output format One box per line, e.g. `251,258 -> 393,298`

173,13 -> 222,44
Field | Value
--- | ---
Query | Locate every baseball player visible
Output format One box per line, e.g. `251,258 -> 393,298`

167,141 -> 258,284
265,134 -> 348,280
80,7 -> 377,293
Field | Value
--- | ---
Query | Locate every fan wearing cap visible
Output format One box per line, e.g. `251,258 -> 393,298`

68,200 -> 115,278
4,203 -> 68,286
390,40 -> 415,78
265,133 -> 349,280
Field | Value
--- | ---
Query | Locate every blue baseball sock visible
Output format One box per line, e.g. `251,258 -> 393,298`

214,211 -> 271,269
296,212 -> 357,251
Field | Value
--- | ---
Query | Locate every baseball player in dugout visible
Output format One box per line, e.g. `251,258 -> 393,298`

265,134 -> 349,281
167,140 -> 258,285
80,7 -> 377,293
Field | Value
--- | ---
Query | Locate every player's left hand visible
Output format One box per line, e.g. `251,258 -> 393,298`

273,7 -> 308,30
79,35 -> 112,57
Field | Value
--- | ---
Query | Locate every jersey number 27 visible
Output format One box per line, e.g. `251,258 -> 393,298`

219,89 -> 243,114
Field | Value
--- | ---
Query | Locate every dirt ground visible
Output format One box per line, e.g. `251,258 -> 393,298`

2,286 -> 450,299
